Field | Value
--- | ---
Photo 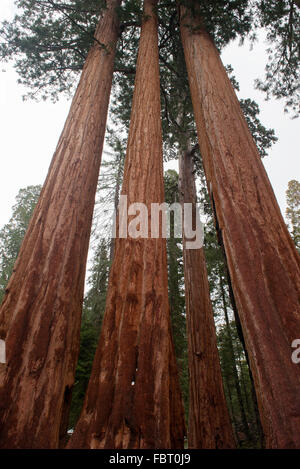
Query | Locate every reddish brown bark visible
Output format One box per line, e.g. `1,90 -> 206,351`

179,150 -> 235,449
68,0 -> 185,449
0,0 -> 121,449
180,6 -> 300,448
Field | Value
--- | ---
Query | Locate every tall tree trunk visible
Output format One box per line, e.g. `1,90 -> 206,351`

0,0 -> 121,449
219,272 -> 252,443
179,150 -> 235,449
68,0 -> 185,449
180,6 -> 300,448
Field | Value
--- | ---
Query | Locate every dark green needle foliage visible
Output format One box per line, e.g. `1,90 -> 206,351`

0,0 -> 106,100
0,185 -> 41,304
1,1 -> 298,115
254,0 -> 300,117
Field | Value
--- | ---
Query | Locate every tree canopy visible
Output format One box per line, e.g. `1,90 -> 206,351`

1,0 -> 299,115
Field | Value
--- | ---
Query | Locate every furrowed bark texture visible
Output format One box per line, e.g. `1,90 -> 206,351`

0,0 -> 121,449
179,151 -> 235,449
68,0 -> 185,449
180,7 -> 300,448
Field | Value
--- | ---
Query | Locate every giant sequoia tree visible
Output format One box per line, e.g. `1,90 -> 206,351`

0,0 -> 121,449
68,0 -> 185,449
179,149 -> 235,449
180,3 -> 300,448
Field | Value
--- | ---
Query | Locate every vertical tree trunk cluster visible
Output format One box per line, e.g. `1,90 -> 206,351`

0,0 -> 299,451
67,0 -> 185,449
179,150 -> 235,448
0,0 -> 121,449
180,5 -> 300,448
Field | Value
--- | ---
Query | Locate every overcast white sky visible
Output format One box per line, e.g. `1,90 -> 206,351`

0,0 -> 299,230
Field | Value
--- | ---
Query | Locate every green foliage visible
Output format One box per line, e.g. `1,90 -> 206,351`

254,0 -> 300,117
68,317 -> 99,429
0,0 -> 143,101
180,0 -> 253,48
83,239 -> 110,327
3,0 -> 298,116
286,179 -> 300,250
0,185 -> 41,304
217,320 -> 260,447
0,0 -> 105,100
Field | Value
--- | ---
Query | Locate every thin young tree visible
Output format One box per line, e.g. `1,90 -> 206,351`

179,148 -> 235,448
180,3 -> 300,448
286,180 -> 300,252
68,0 -> 185,449
0,0 -> 121,449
